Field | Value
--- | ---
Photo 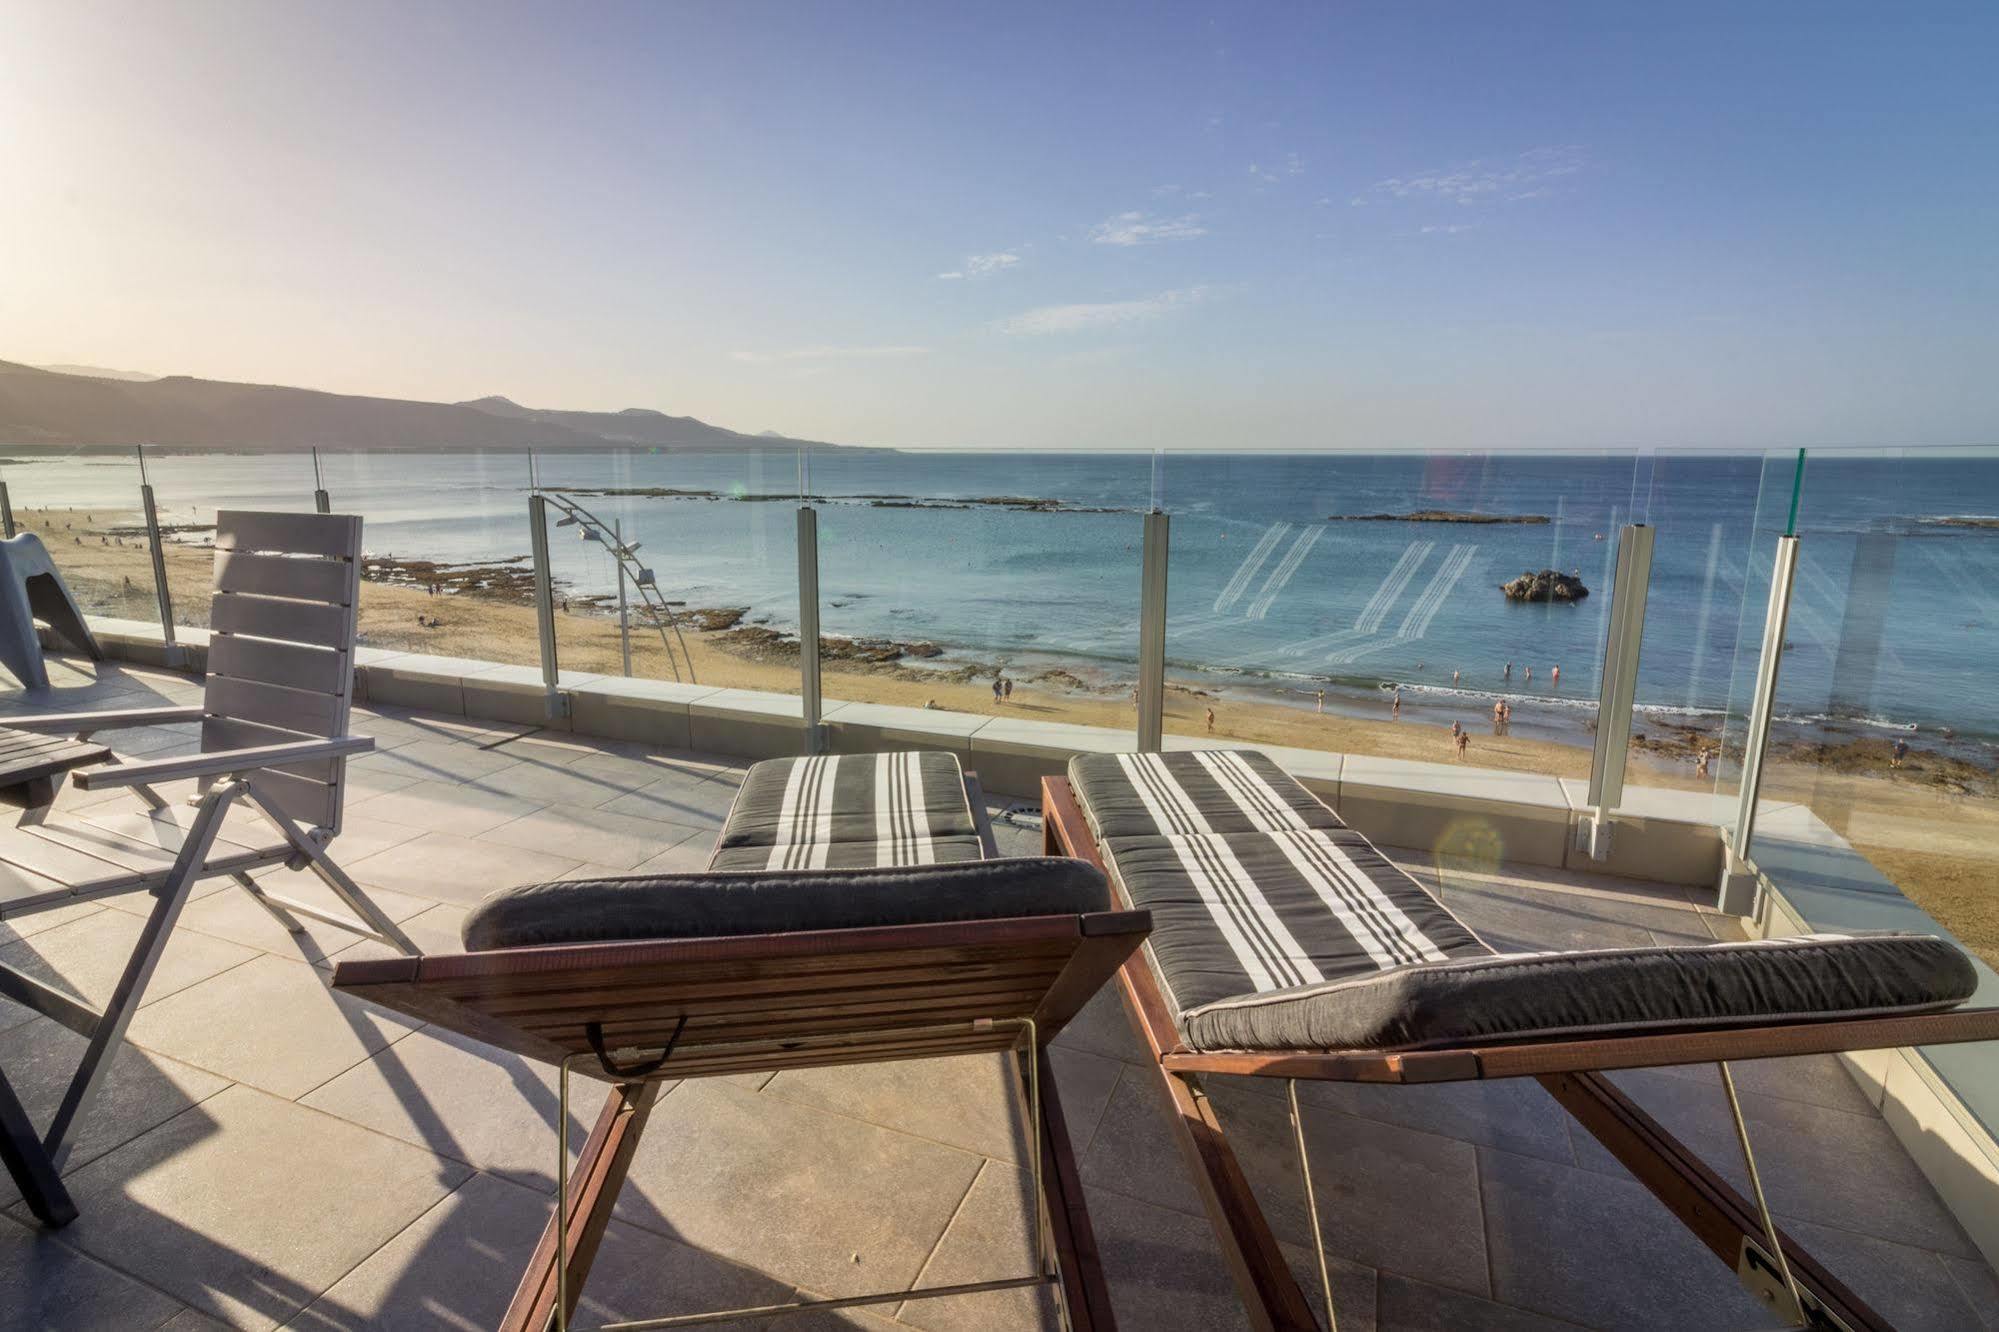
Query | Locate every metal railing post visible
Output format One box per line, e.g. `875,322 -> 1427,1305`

1137,510 -> 1170,751
796,506 -> 823,753
615,518 -> 633,677
135,448 -> 179,662
312,447 -> 330,514
527,492 -> 567,719
1718,534 -> 1800,915
0,480 -> 15,538
1579,524 -> 1653,859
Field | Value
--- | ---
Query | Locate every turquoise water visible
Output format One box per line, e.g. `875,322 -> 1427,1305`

9,447 -> 1997,747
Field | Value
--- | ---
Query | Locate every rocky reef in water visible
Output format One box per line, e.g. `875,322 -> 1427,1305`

1500,569 -> 1589,602
1331,510 -> 1549,524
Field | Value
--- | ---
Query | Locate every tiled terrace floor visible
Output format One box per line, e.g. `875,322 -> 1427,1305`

2,657 -> 1996,1330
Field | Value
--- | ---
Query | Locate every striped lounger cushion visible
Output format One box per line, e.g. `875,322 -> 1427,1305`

1067,750 -> 1976,1052
710,751 -> 987,871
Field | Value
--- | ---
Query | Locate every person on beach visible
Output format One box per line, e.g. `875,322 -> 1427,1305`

1696,748 -> 1711,779
1392,689 -> 1402,719
1205,706 -> 1216,733
1492,700 -> 1505,733
1455,730 -> 1469,760
1316,689 -> 1325,713
992,677 -> 1004,705
1002,677 -> 1013,703
1892,737 -> 1909,769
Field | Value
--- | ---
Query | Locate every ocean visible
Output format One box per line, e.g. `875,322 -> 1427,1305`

9,447 -> 1998,747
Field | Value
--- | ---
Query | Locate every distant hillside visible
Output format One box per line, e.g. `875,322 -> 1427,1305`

0,360 -> 843,452
458,396 -> 824,449
36,364 -> 159,383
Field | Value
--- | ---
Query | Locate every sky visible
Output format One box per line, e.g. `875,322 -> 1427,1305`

1,1 -> 1995,451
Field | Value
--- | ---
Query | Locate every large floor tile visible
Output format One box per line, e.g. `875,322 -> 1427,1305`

765,1052 -> 1029,1163
1085,1184 -> 1371,1331
1781,1218 -> 1989,1332
458,756 -> 649,808
341,831 -> 580,905
1256,1070 -> 1575,1167
1375,1273 -> 1583,1331
1208,1082 -> 1489,1295
128,953 -> 421,1099
324,901 -> 468,964
1569,1066 -> 1977,1257
598,770 -> 745,825
342,778 -> 549,837
480,801 -> 712,870
896,1160 -> 1059,1331
1479,1146 -> 1771,1329
300,1024 -> 589,1187
293,1169 -> 792,1331
613,1079 -> 984,1300
0,1214 -> 188,1330
0,1016 -> 228,1209
0,907 -> 257,1029
171,875 -> 432,963
27,1084 -> 471,1330
347,739 -> 523,784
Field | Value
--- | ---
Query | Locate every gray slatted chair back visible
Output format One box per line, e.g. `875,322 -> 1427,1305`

203,511 -> 364,836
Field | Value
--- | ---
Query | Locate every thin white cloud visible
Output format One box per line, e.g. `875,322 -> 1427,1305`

1248,162 -> 1280,185
1351,145 -> 1585,207
996,286 -> 1208,336
1090,211 -> 1208,246
937,250 -> 1022,281
1420,223 -> 1477,235
732,345 -> 930,364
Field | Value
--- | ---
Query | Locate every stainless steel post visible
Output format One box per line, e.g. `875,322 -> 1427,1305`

136,448 -> 178,657
615,519 -> 632,677
312,447 -> 330,514
1137,510 -> 1170,751
0,481 -> 14,538
796,506 -> 823,753
1718,534 -> 1799,914
1579,524 -> 1653,859
528,492 -> 566,719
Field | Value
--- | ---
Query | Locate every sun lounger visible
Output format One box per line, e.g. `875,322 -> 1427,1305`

0,511 -> 416,1217
1042,749 -> 1999,1331
333,751 -> 1149,1332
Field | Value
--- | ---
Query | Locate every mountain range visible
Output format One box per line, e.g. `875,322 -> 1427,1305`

0,359 -> 842,452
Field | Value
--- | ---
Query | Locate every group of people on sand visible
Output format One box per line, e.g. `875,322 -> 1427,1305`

990,674 -> 1014,705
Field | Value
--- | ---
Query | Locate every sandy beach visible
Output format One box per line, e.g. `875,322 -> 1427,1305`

24,504 -> 1999,966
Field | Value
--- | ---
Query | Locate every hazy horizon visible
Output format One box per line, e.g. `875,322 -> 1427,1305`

3,2 -> 1995,452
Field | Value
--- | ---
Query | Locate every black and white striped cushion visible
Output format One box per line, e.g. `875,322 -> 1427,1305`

1069,750 -> 1978,1052
1073,750 -> 1345,841
714,752 -> 981,871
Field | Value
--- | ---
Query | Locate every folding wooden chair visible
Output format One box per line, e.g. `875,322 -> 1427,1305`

1042,751 -> 1999,1332
0,510 -> 416,1209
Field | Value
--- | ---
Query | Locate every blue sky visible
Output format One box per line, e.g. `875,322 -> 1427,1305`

2,2 -> 1995,449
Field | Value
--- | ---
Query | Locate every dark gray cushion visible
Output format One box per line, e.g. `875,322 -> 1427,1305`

1180,933 -> 1979,1053
461,857 -> 1110,951
1069,750 -> 1345,841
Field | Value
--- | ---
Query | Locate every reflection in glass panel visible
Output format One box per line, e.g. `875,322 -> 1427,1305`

1161,451 -> 1651,777
530,448 -> 801,690
0,446 -> 159,625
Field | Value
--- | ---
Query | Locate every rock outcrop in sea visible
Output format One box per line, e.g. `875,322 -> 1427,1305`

1501,569 -> 1589,602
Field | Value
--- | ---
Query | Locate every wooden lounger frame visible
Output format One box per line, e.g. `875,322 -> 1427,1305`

332,771 -> 1147,1332
1042,775 -> 1999,1332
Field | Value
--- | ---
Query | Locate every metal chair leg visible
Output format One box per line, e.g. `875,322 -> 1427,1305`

1288,1079 -> 1337,1331
43,780 -> 243,1165
1719,1061 -> 1806,1327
